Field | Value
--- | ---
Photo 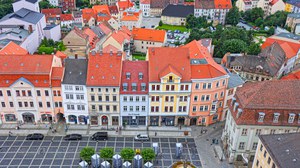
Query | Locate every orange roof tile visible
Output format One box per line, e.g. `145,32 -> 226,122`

41,8 -> 62,17
55,51 -> 67,59
110,30 -> 131,45
98,23 -> 112,35
118,0 -> 134,10
82,8 -> 96,23
262,37 -> 300,59
86,52 -> 122,86
93,5 -> 111,15
0,75 -> 51,87
121,14 -> 139,21
182,40 -> 227,78
281,69 -> 300,80
140,0 -> 150,4
148,47 -> 191,82
83,28 -> 98,47
51,67 -> 64,87
103,44 -> 119,53
132,28 -> 166,42
60,14 -> 74,21
120,26 -> 131,36
0,41 -> 28,55
159,65 -> 182,78
215,0 -> 232,9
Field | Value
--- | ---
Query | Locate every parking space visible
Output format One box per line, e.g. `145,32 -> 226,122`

140,17 -> 161,29
166,30 -> 190,47
0,136 -> 201,168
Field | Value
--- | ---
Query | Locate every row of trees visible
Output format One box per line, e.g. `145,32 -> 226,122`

38,38 -> 66,54
80,147 -> 156,164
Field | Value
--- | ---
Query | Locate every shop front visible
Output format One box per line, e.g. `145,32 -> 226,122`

150,116 -> 159,126
122,116 -> 146,126
22,112 -> 35,123
90,115 -> 98,126
161,116 -> 175,126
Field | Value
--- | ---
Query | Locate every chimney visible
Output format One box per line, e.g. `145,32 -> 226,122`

91,50 -> 96,56
75,54 -> 78,59
28,25 -> 33,34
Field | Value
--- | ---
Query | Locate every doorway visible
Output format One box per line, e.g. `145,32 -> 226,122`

22,113 -> 35,123
190,118 -> 197,126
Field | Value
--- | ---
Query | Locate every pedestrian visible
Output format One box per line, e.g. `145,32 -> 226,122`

54,129 -> 57,133
155,132 -> 157,136
179,125 -> 182,130
8,131 -> 12,137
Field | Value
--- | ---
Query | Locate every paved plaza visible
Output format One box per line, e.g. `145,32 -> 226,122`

0,136 -> 201,168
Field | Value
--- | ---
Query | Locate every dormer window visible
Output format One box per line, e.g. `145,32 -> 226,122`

123,83 -> 128,91
233,102 -> 239,112
132,83 -> 137,91
258,112 -> 265,122
231,97 -> 236,106
273,113 -> 280,123
141,83 -> 146,91
168,76 -> 173,82
139,73 -> 143,80
288,113 -> 295,123
126,73 -> 131,79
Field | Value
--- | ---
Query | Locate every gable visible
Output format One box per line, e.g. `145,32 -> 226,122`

10,77 -> 34,88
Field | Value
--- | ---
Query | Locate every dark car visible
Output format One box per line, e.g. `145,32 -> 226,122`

91,132 -> 108,141
26,133 -> 44,140
64,134 -> 82,141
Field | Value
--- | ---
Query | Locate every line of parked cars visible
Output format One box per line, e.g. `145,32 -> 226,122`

25,132 -> 150,141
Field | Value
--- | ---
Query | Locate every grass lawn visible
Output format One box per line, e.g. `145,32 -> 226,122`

132,53 -> 146,60
156,24 -> 188,32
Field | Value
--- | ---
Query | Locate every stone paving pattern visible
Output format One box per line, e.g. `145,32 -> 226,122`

0,136 -> 201,168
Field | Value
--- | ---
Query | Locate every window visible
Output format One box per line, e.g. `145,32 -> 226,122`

113,88 -> 116,92
113,105 -> 117,112
288,113 -> 295,123
256,129 -> 261,136
106,88 -> 109,92
18,102 -> 22,107
171,85 -> 175,91
91,95 -> 95,101
113,96 -> 117,101
132,83 -> 137,91
30,102 -> 34,107
39,102 -> 43,108
220,92 -> 224,98
16,90 -> 20,96
222,80 -> 225,86
206,95 -> 210,101
168,76 -> 173,82
106,105 -> 110,111
1,102 -> 5,107
156,85 -> 160,90
270,129 -> 276,134
130,106 -> 133,111
211,105 -> 216,111
55,102 -> 58,107
200,106 -> 204,111
123,96 -> 127,101
238,142 -> 245,150
273,113 -> 280,123
170,106 -> 173,112
204,106 -> 208,111
201,95 -> 205,101
166,85 -> 170,91
22,90 -> 26,96
75,86 -> 80,91
216,81 -> 219,88
7,90 -> 11,96
141,83 -> 146,91
136,96 -> 139,102
98,96 -> 102,101
123,83 -> 128,91
194,96 -> 198,101
214,93 -> 218,99
193,106 -> 196,112
258,112 -> 265,122
256,160 -> 259,167
59,102 -> 62,107
260,144 -> 263,151
203,83 -> 207,89
130,96 -> 133,101
267,157 -> 271,164
91,105 -> 96,110
47,102 -> 51,108
91,88 -> 94,92
106,96 -> 109,101
142,96 -> 146,101
77,105 -> 81,110
9,102 -> 13,107
241,129 -> 247,136
123,106 -> 127,111
0,91 -> 2,96
170,96 -> 174,102
45,90 -> 49,96
142,106 -> 146,111
27,90 -> 32,96
264,151 -> 267,158
252,142 -> 258,150
207,83 -> 212,89
98,88 -> 101,92
136,106 -> 139,111
99,105 -> 103,111
195,83 -> 199,89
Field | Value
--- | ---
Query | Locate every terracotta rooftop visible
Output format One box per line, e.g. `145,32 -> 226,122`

140,0 -> 150,4
82,8 -> 96,23
108,6 -> 119,14
41,8 -> 62,16
120,61 -> 149,94
60,14 -> 74,21
0,41 -> 28,55
281,69 -> 300,80
98,23 -> 112,35
93,5 -> 111,15
83,28 -> 99,48
148,47 -> 191,82
132,28 -> 166,42
118,0 -> 134,10
86,52 -> 122,86
51,67 -> 64,87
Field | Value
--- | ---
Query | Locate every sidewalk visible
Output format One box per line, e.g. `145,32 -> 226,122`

0,123 -> 191,137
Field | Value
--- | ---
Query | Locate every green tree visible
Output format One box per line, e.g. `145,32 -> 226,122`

267,27 -> 275,36
120,148 -> 135,161
80,147 -> 95,163
186,14 -> 198,29
225,6 -> 241,25
159,20 -> 163,27
264,11 -> 288,27
141,148 -> 156,162
244,8 -> 264,23
0,0 -> 13,19
254,17 -> 264,27
99,148 -> 114,160
219,39 -> 247,57
39,0 -> 53,9
248,43 -> 261,55
219,27 -> 250,44
38,46 -> 54,54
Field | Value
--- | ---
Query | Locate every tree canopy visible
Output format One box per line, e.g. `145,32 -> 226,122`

225,6 -> 241,25
39,0 -> 54,9
219,39 -> 248,56
120,148 -> 135,161
243,8 -> 264,23
99,148 -> 114,160
0,0 -> 13,19
38,38 -> 66,54
186,15 -> 211,29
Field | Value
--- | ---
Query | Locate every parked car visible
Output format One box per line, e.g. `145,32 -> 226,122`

64,134 -> 82,141
91,132 -> 108,141
134,134 -> 149,141
26,133 -> 44,140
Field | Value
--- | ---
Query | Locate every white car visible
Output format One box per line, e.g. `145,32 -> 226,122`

134,134 -> 149,141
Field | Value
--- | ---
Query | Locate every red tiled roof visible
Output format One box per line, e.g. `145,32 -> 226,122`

215,0 -> 232,9
86,52 -> 122,86
118,0 -> 134,10
51,67 -> 64,87
60,14 -> 74,21
121,12 -> 139,21
132,28 -> 166,43
148,47 -> 191,82
140,0 -> 150,4
83,27 -> 98,47
281,69 -> 300,80
82,8 -> 96,23
110,29 -> 131,45
73,26 -> 89,39
41,8 -> 62,17
120,61 -> 149,94
108,6 -> 119,14
262,37 -> 300,59
0,75 -> 51,87
93,5 -> 111,15
98,23 -> 112,35
55,51 -> 67,60
0,41 -> 28,55
120,26 -> 131,36
183,40 -> 227,78
103,44 -> 119,53
270,0 -> 279,6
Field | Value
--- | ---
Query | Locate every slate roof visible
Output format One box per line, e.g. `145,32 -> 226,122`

227,73 -> 244,89
287,13 -> 300,19
150,0 -> 170,8
259,133 -> 300,168
62,58 -> 88,85
287,0 -> 300,8
0,8 -> 44,24
226,42 -> 286,77
43,24 -> 58,30
15,0 -> 39,4
162,4 -> 194,18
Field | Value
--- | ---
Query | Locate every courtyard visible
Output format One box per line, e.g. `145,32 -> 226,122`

0,136 -> 201,168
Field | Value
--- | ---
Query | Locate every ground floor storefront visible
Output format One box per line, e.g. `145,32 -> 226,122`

188,113 -> 220,126
121,116 -> 147,126
0,111 -> 56,124
89,114 -> 119,126
66,114 -> 89,125
148,116 -> 189,126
